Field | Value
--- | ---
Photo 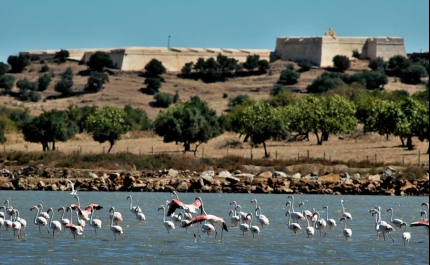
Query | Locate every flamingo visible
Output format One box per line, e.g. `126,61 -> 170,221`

127,195 -> 142,214
36,204 -> 50,220
183,214 -> 228,240
57,207 -> 70,227
340,200 -> 352,220
109,206 -> 123,225
340,217 -> 352,240
372,210 -> 395,242
30,205 -> 49,234
230,201 -> 248,223
88,205 -> 102,234
410,219 -> 429,234
228,209 -> 240,227
158,205 -> 175,234
255,207 -> 270,228
305,211 -> 315,238
11,209 -> 22,239
246,213 -> 260,238
133,206 -> 146,223
421,210 -> 428,221
299,202 -> 313,220
166,196 -> 202,217
67,179 -> 78,195
0,210 -> 3,236
422,203 -> 429,221
286,196 -> 305,223
75,207 -> 86,231
322,206 -> 336,229
65,206 -> 83,240
71,195 -> 90,221
386,208 -> 403,228
14,209 -> 27,237
239,216 -> 250,235
285,210 -> 302,235
47,208 -> 62,238
400,222 -> 411,246
313,211 -> 327,237
109,207 -> 124,240
4,200 -> 14,219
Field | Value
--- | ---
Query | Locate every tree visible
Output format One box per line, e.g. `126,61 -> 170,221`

84,105 -> 129,153
332,55 -> 351,72
244,54 -> 260,72
278,69 -> 300,85
0,62 -> 9,75
350,71 -> 388,90
401,64 -> 428,84
54,49 -> 70,63
7,54 -> 30,73
290,95 -> 357,145
21,110 -> 79,151
226,100 -> 289,157
87,51 -> 112,72
228,94 -> 250,109
0,75 -> 16,94
306,72 -> 346,93
258,59 -> 270,73
387,55 -> 411,77
298,60 -> 312,72
143,77 -> 161,95
153,92 -> 173,108
123,105 -> 152,131
368,57 -> 386,72
0,120 -> 7,144
181,62 -> 194,75
153,96 -> 223,154
37,74 -> 52,91
85,71 -> 109,92
54,67 -> 74,96
144,59 -> 166,77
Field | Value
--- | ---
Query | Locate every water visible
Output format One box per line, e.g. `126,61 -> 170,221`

0,191 -> 428,265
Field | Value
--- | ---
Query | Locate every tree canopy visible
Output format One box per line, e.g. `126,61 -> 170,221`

87,51 -> 113,72
84,105 -> 130,153
153,96 -> 223,154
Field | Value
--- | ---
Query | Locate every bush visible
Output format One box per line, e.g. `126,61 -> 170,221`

173,91 -> 180,103
0,62 -> 10,75
223,93 -> 228,99
145,59 -> 166,77
285,63 -> 295,70
40,65 -> 50,73
54,49 -> 70,63
258,60 -> 270,73
7,54 -> 30,73
352,49 -> 360,59
85,71 -> 109,92
19,90 -> 41,102
298,60 -> 312,72
154,92 -> 173,108
228,94 -> 250,108
181,62 -> 193,75
87,51 -> 112,72
16,78 -> 37,92
144,77 -> 161,95
37,74 -> 52,91
243,54 -> 260,72
350,71 -> 388,90
401,64 -> 428,84
306,72 -> 346,93
62,67 -> 74,80
332,55 -> 351,72
278,69 -> 300,85
270,84 -> 289,96
368,57 -> 387,72
54,79 -> 74,96
387,55 -> 411,77
0,75 -> 15,94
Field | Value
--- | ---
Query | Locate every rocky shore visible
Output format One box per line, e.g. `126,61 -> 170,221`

0,165 -> 428,196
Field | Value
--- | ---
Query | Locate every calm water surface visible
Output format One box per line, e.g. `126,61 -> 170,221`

0,191 -> 428,265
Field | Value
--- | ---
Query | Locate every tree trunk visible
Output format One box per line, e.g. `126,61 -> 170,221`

184,141 -> 191,152
107,141 -> 114,153
322,132 -> 329,142
400,137 -> 405,147
406,136 -> 413,150
263,142 -> 270,158
385,133 -> 389,141
42,142 -> 49,151
315,131 -> 323,145
52,141 -> 56,151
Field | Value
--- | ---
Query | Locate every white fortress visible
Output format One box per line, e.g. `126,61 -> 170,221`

20,29 -> 407,71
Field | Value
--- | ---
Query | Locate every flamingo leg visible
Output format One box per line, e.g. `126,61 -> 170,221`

388,232 -> 395,242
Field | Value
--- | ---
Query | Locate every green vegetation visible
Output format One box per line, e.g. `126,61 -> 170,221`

85,71 -> 109,92
153,92 -> 174,108
278,69 -> 300,85
332,55 -> 351,72
298,60 -> 312,72
87,51 -> 113,72
54,67 -> 74,96
7,54 -> 30,73
53,49 -> 70,63
145,59 -> 166,77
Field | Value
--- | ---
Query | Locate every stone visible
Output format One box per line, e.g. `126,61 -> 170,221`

168,169 -> 179,178
368,175 -> 381,182
340,172 -> 351,179
226,176 -> 240,184
200,175 -> 213,186
258,171 -> 272,178
217,171 -> 232,178
291,173 -> 301,180
273,171 -> 287,178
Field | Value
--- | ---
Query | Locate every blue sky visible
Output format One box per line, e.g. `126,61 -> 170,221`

1,0 -> 428,63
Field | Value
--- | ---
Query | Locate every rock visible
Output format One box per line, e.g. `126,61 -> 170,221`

291,173 -> 301,180
235,173 -> 254,179
168,169 -> 179,178
258,171 -> 272,178
175,181 -> 188,192
234,170 -> 241,175
217,171 -> 232,178
340,172 -> 351,179
89,172 -> 98,178
273,171 -> 287,178
226,176 -> 240,184
352,173 -> 361,180
245,175 -> 254,185
200,170 -> 215,178
1,182 -> 14,190
368,175 -> 381,182
200,175 -> 213,186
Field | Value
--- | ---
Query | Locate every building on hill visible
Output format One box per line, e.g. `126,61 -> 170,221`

274,28 -> 407,67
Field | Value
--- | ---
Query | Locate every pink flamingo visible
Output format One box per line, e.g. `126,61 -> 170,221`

285,210 -> 301,235
109,207 -> 124,240
158,205 -> 175,234
400,222 -> 411,247
30,205 -> 49,234
47,208 -> 62,238
340,217 -> 352,240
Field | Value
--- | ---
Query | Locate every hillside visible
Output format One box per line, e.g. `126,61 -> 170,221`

1,58 -> 426,119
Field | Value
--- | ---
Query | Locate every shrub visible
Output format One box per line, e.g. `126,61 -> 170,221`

173,91 -> 180,103
0,75 -> 15,94
40,65 -> 50,73
87,51 -> 112,72
62,67 -> 74,80
37,74 -> 52,91
54,79 -> 74,96
350,71 -> 388,90
368,57 -> 387,72
306,72 -> 346,93
332,55 -> 351,72
7,54 -> 30,73
270,84 -> 289,96
54,49 -> 70,63
298,60 -> 312,72
401,64 -> 428,84
285,64 -> 295,70
243,54 -> 260,72
0,62 -> 10,75
278,69 -> 300,85
154,92 -> 173,108
387,55 -> 411,77
144,59 -> 166,77
16,78 -> 37,92
19,90 -> 41,102
144,77 -> 161,95
85,71 -> 109,92
181,62 -> 193,75
352,49 -> 360,59
228,94 -> 250,108
258,60 -> 270,73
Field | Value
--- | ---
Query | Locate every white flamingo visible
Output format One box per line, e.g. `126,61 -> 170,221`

57,207 -> 70,227
322,206 -> 336,229
228,209 -> 240,227
285,210 -> 302,235
72,195 -> 90,221
88,205 -> 102,234
30,205 -> 49,234
373,210 -> 395,242
201,222 -> 216,237
67,179 -> 78,195
305,211 -> 315,238
400,222 -> 411,247
299,202 -> 313,220
64,206 -> 83,240
246,213 -> 260,238
36,204 -> 50,220
109,206 -> 123,225
313,211 -> 327,237
12,209 -> 22,239
4,200 -> 14,219
75,208 -> 86,231
340,200 -> 352,220
158,205 -> 175,234
109,207 -> 124,240
386,208 -> 403,228
127,195 -> 142,214
255,207 -> 270,228
0,210 -> 4,236
422,203 -> 429,221
229,201 -> 248,224
14,209 -> 27,237
340,217 -> 352,240
286,196 -> 305,223
133,206 -> 146,223
47,208 -> 62,238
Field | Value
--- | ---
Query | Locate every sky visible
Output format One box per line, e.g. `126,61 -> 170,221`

0,0 -> 428,63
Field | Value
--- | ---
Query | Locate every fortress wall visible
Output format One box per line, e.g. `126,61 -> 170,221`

321,37 -> 368,66
275,37 -> 323,66
115,47 -> 271,72
366,37 -> 406,61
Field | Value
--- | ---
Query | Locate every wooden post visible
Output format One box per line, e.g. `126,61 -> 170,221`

418,150 -> 420,165
250,148 -> 253,161
275,150 -> 278,160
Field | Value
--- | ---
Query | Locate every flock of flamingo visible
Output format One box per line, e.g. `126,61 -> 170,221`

0,187 -> 428,245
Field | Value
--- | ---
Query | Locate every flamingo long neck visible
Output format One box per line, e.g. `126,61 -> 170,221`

14,210 -> 19,222
248,214 -> 253,226
60,208 -> 65,220
255,208 -> 261,217
68,207 -> 73,224
33,207 -> 41,224
48,208 -> 54,225
161,208 -> 166,223
287,201 -> 292,212
201,201 -> 208,216
389,209 -> 394,222
128,197 -> 133,210
343,219 -> 347,229
111,208 -> 115,227
75,210 -> 81,224
173,192 -> 179,200
253,200 -> 258,210
287,212 -> 291,226
4,200 -> 9,208
90,207 -> 94,223
341,201 -> 346,214
75,196 -> 81,208
325,208 -> 329,221
290,197 -> 295,212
